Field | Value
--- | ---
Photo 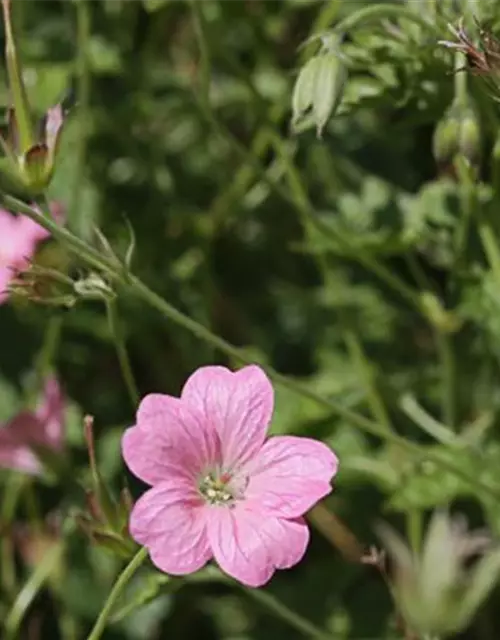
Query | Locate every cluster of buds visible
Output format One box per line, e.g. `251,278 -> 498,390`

74,416 -> 136,559
0,0 -> 66,195
8,262 -> 116,308
378,511 -> 500,638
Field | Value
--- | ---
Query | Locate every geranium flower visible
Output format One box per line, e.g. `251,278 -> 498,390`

0,207 -> 59,304
0,377 -> 65,475
122,365 -> 338,587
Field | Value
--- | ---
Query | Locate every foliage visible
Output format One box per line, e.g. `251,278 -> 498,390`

3,0 -> 500,638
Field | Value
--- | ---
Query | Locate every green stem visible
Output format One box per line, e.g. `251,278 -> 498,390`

35,314 -> 64,378
1,474 -> 25,596
105,299 -> 139,407
70,0 -> 91,228
242,586 -> 334,640
86,547 -> 149,640
4,543 -> 64,640
186,568 -> 334,640
188,0 -> 211,107
437,331 -> 456,430
406,509 -> 423,556
343,327 -> 392,432
1,0 -> 34,152
478,219 -> 500,284
5,196 -> 500,499
454,51 -> 468,106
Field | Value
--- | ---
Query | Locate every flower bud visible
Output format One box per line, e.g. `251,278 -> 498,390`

292,35 -> 347,138
433,99 -> 481,175
76,416 -> 136,559
0,0 -> 66,194
458,106 -> 481,167
73,273 -> 116,302
432,110 -> 461,168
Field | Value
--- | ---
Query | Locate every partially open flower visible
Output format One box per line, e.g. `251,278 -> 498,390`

0,377 -> 65,476
378,511 -> 500,638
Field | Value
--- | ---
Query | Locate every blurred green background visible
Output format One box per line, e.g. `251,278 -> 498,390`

3,0 -> 500,638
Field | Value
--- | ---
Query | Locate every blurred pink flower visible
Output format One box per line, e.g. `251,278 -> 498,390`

122,365 -> 338,587
0,377 -> 65,475
0,208 -> 52,304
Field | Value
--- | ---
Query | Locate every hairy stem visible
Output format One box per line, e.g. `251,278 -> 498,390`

86,547 -> 148,640
106,299 -> 139,407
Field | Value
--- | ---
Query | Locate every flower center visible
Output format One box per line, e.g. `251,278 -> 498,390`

198,472 -> 235,506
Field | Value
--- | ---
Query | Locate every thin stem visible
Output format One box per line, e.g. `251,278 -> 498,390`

454,51 -> 468,106
241,585 -> 334,640
106,299 -> 139,407
342,327 -> 392,432
437,331 -> 456,430
1,474 -> 25,596
406,509 -> 423,556
35,314 -> 64,378
4,543 -> 64,640
187,568 -> 334,640
5,196 -> 500,499
478,219 -> 500,284
188,0 -> 211,107
70,0 -> 91,226
86,547 -> 149,640
308,503 -> 364,562
266,131 -> 424,316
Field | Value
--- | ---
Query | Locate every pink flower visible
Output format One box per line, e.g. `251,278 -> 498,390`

0,377 -> 65,475
122,365 -> 338,587
0,208 -> 50,304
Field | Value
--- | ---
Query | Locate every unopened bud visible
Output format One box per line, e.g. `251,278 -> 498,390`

292,36 -> 347,138
74,273 -> 116,302
432,110 -> 461,168
458,107 -> 481,167
433,99 -> 481,174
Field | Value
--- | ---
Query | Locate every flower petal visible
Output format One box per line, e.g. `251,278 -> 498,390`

181,365 -> 274,469
122,425 -> 194,486
45,104 -> 64,154
129,393 -> 220,480
244,436 -> 338,518
207,506 -> 309,587
129,478 -> 211,575
34,377 -> 64,449
0,412 -> 44,475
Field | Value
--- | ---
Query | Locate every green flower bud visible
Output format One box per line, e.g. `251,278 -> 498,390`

292,36 -> 347,138
0,0 -> 66,194
433,99 -> 482,173
432,110 -> 461,168
458,107 -> 481,167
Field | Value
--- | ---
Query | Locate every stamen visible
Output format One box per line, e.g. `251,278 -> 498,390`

198,472 -> 235,506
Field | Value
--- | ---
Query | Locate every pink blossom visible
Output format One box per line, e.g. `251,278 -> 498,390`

0,208 -> 54,304
0,377 -> 65,475
122,365 -> 338,587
